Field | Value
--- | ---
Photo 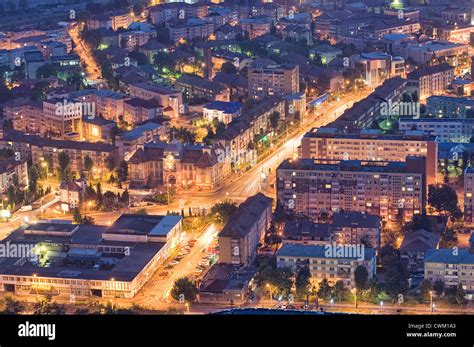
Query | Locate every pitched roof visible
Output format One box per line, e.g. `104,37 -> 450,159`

400,229 -> 440,253
219,193 -> 273,238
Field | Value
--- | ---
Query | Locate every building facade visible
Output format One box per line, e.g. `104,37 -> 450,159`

277,157 -> 427,223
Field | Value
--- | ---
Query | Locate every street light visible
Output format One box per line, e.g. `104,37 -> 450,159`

266,283 -> 273,306
352,288 -> 358,311
429,291 -> 434,314
380,300 -> 384,313
185,302 -> 190,315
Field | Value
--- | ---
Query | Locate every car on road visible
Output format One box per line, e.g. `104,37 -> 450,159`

170,260 -> 179,266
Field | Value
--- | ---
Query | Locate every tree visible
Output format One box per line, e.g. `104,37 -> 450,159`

116,160 -> 128,185
82,216 -> 96,225
84,155 -> 93,176
103,191 -> 117,209
333,281 -> 348,302
295,266 -> 311,298
36,64 -> 58,79
220,62 -> 237,74
34,295 -> 65,315
128,51 -> 148,65
58,152 -> 71,181
420,279 -> 433,303
171,277 -> 199,302
402,213 -> 434,233
73,207 -> 82,224
105,156 -> 117,172
96,182 -> 103,208
428,184 -> 460,218
132,3 -> 145,16
28,165 -> 39,194
384,260 -> 409,298
354,265 -> 368,290
317,279 -> 332,300
210,200 -> 238,225
433,279 -> 445,296
121,188 -> 130,205
270,111 -> 280,130
2,296 -> 24,314
440,228 -> 458,248
379,244 -> 400,268
454,284 -> 466,306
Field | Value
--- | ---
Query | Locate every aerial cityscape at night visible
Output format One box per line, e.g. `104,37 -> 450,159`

0,0 -> 473,344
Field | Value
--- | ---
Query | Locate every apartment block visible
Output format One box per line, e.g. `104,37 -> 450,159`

218,193 -> 273,266
425,246 -> 474,300
276,243 -> 376,288
399,118 -> 474,143
128,83 -> 182,118
2,98 -> 42,134
0,159 -> 28,193
277,157 -> 427,223
407,63 -> 455,100
1,132 -> 118,176
248,63 -> 299,100
300,127 -> 438,184
464,167 -> 474,225
42,99 -> 83,138
349,52 -> 405,87
327,76 -> 407,131
426,95 -> 474,118
168,19 -> 214,43
123,98 -> 163,125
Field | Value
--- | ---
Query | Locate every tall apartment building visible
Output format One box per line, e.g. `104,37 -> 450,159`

248,63 -> 299,100
407,63 -> 455,100
276,243 -> 376,288
218,193 -> 273,266
277,157 -> 427,223
300,127 -> 438,184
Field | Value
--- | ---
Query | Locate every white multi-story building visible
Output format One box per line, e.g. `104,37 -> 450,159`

276,243 -> 377,288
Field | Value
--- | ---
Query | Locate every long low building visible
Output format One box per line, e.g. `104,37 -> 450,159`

424,242 -> 474,300
0,131 -> 119,175
277,156 -> 427,223
276,243 -> 376,288
300,127 -> 438,185
0,214 -> 183,298
399,118 -> 474,143
326,76 -> 407,131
